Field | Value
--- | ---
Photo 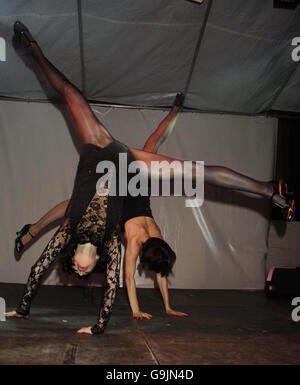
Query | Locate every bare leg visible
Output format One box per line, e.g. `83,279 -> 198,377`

13,21 -> 113,147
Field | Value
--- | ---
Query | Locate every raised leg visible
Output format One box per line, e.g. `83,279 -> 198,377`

142,93 -> 184,153
13,21 -> 113,147
129,148 -> 286,205
17,200 -> 70,250
139,94 -> 293,215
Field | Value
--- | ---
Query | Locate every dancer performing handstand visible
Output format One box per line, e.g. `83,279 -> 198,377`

15,92 -> 188,320
7,22 -> 294,335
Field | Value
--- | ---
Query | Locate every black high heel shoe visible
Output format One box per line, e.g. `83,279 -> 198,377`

271,180 -> 295,222
13,21 -> 36,48
15,224 -> 34,254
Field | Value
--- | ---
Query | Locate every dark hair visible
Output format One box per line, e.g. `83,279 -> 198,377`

140,237 -> 176,277
60,240 -> 106,279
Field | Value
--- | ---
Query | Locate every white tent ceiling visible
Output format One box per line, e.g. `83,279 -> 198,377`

0,0 -> 299,114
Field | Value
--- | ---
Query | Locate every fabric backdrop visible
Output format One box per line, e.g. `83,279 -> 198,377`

0,99 -> 277,289
0,0 -> 299,114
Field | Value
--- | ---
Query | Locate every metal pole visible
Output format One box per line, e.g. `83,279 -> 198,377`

183,0 -> 213,96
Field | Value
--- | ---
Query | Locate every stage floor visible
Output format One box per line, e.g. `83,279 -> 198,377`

0,283 -> 299,365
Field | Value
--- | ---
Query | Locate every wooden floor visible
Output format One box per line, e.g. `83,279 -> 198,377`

0,283 -> 299,365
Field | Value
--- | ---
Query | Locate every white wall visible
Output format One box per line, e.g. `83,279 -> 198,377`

0,100 -> 277,289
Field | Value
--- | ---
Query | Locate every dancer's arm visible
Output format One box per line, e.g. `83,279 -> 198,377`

77,230 -> 121,335
125,238 -> 152,320
142,93 -> 184,153
156,273 -> 188,317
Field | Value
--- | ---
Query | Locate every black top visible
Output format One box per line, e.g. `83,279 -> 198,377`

66,140 -> 154,237
66,141 -> 130,243
122,195 -> 153,225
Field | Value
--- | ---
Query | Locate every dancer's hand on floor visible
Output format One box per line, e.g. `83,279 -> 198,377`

5,310 -> 30,320
133,311 -> 152,320
77,326 -> 93,334
166,308 -> 189,317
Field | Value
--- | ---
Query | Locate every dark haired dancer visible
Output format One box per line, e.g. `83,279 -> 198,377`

7,22 -> 294,335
